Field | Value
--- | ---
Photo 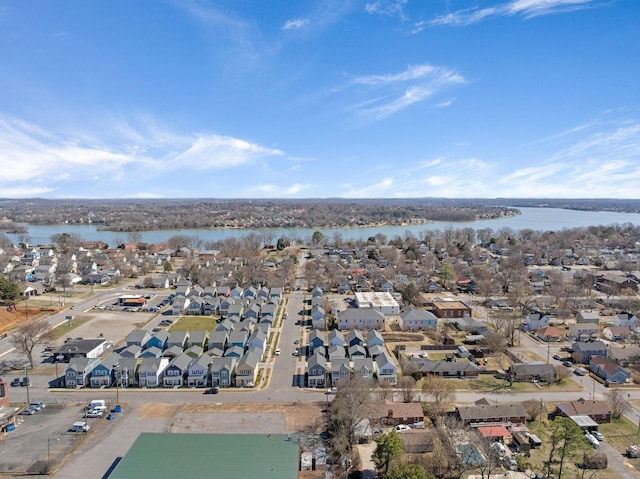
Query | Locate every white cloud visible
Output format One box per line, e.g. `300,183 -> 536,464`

0,114 -> 285,196
335,117 -> 640,199
353,64 -> 442,85
281,18 -> 309,30
284,183 -> 311,194
342,177 -> 395,197
348,64 -> 466,121
435,98 -> 455,108
430,0 -> 599,27
365,0 -> 408,20
173,134 -> 283,169
411,21 -> 427,34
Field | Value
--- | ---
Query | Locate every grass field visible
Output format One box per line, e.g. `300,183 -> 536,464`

50,315 -> 94,339
169,315 -> 219,331
521,417 -> 621,479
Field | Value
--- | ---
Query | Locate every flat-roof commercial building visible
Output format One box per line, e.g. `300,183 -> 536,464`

108,433 -> 301,479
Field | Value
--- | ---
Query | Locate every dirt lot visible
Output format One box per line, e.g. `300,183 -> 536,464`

0,303 -> 57,335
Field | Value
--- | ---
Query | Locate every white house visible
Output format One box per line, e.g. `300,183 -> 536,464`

523,312 -> 550,331
337,308 -> 386,331
399,308 -> 438,331
311,304 -> 326,330
613,313 -> 638,328
138,357 -> 169,387
375,352 -> 397,384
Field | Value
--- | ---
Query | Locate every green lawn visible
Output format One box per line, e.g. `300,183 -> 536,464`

521,417 -> 620,479
50,315 -> 93,339
599,416 -> 640,452
169,316 -> 219,331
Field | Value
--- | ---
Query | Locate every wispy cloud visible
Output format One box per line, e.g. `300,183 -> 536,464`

365,0 -> 408,20
430,0 -> 600,27
347,64 -> 466,121
281,18 -> 309,30
411,21 -> 427,34
339,117 -> 640,198
0,114 -> 284,196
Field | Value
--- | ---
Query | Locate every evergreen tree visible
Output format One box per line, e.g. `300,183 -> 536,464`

372,430 -> 404,474
0,277 -> 20,302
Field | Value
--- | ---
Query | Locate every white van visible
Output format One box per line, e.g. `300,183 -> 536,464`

491,442 -> 507,457
87,400 -> 106,410
71,421 -> 90,432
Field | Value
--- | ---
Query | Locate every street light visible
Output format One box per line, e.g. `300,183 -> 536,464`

24,366 -> 30,405
114,365 -> 121,404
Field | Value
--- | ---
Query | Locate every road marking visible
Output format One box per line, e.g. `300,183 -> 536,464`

0,347 -> 16,358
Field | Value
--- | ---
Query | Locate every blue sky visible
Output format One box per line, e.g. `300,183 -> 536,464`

1,0 -> 639,199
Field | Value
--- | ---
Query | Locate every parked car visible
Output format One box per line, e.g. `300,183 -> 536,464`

204,386 -> 219,395
584,432 -> 599,448
395,424 -> 411,432
574,367 -> 586,376
20,377 -> 29,386
592,431 -> 604,441
274,348 -> 281,356
562,361 -> 573,367
325,387 -> 337,394
20,407 -> 36,415
28,402 -> 42,411
552,354 -> 562,361
10,378 -> 20,387
71,421 -> 90,432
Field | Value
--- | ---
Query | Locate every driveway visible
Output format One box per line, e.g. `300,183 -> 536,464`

355,442 -> 377,479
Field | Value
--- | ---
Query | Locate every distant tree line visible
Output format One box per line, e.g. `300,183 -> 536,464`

0,198 -> 521,232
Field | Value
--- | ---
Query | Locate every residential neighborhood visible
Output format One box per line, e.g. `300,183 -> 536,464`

2,220 -> 640,479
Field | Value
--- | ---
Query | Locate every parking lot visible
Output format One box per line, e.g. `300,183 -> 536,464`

0,400 -> 119,476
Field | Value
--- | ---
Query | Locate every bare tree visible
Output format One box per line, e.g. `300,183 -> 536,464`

605,389 -> 631,419
327,376 -> 374,475
522,399 -> 542,422
475,434 -> 504,479
10,321 -> 55,369
376,380 -> 394,402
555,364 -> 572,382
397,376 -> 417,403
421,375 -> 456,422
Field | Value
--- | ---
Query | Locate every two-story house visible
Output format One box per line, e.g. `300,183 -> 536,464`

65,357 -> 101,388
210,357 -> 237,388
375,352 -> 397,385
235,349 -> 261,387
330,358 -> 351,385
307,353 -> 327,388
138,357 -> 169,388
89,352 -> 121,388
572,340 -> 608,364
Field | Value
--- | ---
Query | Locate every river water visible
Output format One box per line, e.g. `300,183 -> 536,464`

7,207 -> 640,246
